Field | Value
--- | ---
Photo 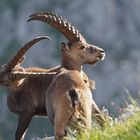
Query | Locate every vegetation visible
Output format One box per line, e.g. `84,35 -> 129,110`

77,101 -> 140,140
42,98 -> 140,140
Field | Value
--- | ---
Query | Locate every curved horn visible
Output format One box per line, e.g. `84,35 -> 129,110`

4,36 -> 51,72
27,12 -> 86,43
10,71 -> 55,80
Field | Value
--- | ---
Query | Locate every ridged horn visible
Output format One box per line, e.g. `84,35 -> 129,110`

4,36 -> 51,72
10,71 -> 56,80
27,12 -> 86,43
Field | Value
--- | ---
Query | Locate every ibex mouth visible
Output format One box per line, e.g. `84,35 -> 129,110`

101,52 -> 105,61
96,52 -> 105,61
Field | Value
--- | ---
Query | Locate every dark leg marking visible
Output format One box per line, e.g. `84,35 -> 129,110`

69,89 -> 79,108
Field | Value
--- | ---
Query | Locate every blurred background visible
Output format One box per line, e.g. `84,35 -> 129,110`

0,0 -> 140,139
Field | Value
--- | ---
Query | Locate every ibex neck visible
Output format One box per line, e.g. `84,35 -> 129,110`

61,53 -> 82,72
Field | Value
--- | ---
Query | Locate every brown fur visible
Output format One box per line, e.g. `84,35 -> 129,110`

0,12 -> 106,140
5,41 -> 104,140
2,64 -> 94,140
45,42 -> 105,140
47,69 -> 93,139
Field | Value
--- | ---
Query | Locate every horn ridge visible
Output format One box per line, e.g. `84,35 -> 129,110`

5,36 -> 50,72
27,12 -> 86,43
10,71 -> 55,80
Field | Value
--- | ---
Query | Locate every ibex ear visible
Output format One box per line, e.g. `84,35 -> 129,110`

61,42 -> 70,51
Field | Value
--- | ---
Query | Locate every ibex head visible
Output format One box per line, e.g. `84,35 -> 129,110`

0,36 -> 50,85
28,12 -> 105,65
61,41 -> 105,65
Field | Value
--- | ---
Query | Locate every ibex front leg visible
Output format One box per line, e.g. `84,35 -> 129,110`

54,110 -> 70,140
16,113 -> 33,140
54,117 -> 66,140
92,100 -> 105,127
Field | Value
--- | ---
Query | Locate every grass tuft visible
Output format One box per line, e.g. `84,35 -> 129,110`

77,99 -> 140,140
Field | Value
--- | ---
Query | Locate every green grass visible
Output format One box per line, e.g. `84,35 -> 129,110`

42,99 -> 140,140
78,103 -> 140,140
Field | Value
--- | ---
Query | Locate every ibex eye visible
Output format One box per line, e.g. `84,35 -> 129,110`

79,46 -> 85,50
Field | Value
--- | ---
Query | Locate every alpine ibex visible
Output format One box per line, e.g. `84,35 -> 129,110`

0,38 -> 94,140
0,36 -> 95,140
0,12 -> 105,140
27,12 -> 106,139
0,36 -> 58,140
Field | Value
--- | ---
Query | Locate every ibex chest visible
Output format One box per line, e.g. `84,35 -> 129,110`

57,70 -> 90,90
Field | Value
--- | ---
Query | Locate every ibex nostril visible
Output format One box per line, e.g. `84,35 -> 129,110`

98,48 -> 105,53
100,49 -> 105,53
